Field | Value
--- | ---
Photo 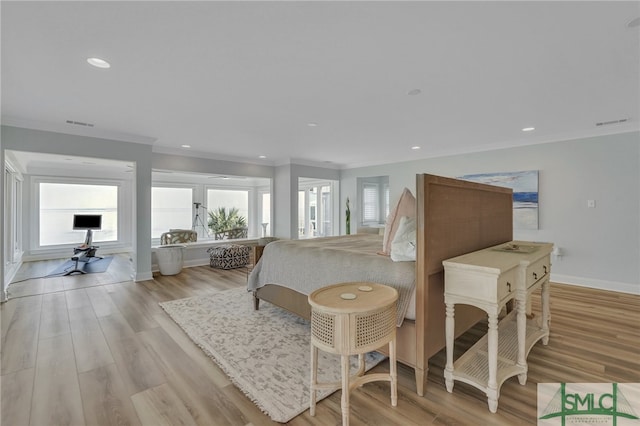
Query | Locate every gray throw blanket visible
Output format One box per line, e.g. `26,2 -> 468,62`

247,234 -> 415,326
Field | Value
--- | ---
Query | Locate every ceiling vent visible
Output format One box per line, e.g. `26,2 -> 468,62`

595,118 -> 629,127
66,120 -> 94,127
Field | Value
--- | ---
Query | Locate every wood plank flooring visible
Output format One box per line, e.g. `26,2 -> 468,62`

7,254 -> 133,299
2,260 -> 639,425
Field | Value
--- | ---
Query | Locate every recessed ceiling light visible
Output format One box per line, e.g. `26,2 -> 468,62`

627,17 -> 640,28
407,89 -> 422,96
181,144 -> 191,148
307,122 -> 318,127
87,57 -> 111,69
522,127 -> 535,132
258,155 -> 267,159
411,146 -> 421,150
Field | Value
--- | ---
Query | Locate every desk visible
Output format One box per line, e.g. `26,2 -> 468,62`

308,282 -> 398,426
443,241 -> 552,413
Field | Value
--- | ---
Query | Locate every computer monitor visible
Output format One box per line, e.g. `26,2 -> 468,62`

73,214 -> 102,230
73,214 -> 102,245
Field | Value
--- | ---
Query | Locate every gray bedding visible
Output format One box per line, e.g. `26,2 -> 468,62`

247,234 -> 415,326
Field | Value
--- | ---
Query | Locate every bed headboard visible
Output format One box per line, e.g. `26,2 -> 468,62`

414,174 -> 513,382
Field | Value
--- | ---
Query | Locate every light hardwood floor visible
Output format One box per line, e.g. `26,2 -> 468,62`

2,260 -> 639,425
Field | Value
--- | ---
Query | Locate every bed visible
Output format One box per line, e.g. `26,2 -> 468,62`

248,174 -> 513,396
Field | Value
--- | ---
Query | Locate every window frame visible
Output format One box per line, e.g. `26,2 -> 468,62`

150,174 -> 271,243
258,188 -> 271,237
357,175 -> 389,228
298,179 -> 336,239
361,182 -> 380,225
204,184 -> 253,239
31,176 -> 131,252
151,183 -> 197,241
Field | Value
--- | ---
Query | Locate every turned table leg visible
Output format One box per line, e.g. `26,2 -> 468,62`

309,345 -> 318,416
487,312 -> 499,413
517,296 -> 528,385
341,354 -> 350,426
445,303 -> 455,393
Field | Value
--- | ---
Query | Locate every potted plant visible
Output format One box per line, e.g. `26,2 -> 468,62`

345,197 -> 351,235
208,207 -> 248,239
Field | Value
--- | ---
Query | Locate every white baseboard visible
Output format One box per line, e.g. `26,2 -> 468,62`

134,271 -> 153,282
550,273 -> 640,295
4,260 -> 22,288
183,258 -> 211,268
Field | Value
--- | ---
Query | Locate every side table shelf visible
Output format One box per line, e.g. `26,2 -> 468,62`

449,310 -> 548,393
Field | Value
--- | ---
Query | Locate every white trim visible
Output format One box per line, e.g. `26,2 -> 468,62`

134,271 -> 153,282
3,258 -> 22,288
551,273 -> 640,295
30,175 -> 133,252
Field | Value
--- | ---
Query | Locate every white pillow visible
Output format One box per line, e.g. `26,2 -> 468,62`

390,216 -> 416,262
381,188 -> 416,255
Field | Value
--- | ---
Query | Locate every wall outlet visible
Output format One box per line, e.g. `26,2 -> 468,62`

587,200 -> 596,208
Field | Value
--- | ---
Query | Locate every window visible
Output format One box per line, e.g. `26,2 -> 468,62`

320,185 -> 332,237
261,192 -> 271,237
298,178 -> 336,238
384,183 -> 390,218
39,182 -> 118,246
152,172 -> 270,241
362,183 -> 379,223
298,190 -> 306,236
357,175 -> 389,226
207,188 -> 249,238
151,187 -> 193,238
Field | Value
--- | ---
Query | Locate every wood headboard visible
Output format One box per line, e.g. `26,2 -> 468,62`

413,174 -> 513,394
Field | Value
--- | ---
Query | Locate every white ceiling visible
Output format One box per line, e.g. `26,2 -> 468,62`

2,1 -> 639,169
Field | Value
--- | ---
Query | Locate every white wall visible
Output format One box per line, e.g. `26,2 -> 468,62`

340,131 -> 640,294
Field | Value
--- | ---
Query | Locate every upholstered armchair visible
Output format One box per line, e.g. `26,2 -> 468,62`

214,227 -> 248,240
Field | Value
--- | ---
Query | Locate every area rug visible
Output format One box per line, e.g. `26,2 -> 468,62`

159,287 -> 387,423
46,256 -> 113,277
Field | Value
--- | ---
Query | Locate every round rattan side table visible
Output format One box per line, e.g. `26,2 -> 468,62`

308,282 -> 398,426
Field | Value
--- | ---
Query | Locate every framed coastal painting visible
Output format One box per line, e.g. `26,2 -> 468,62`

458,170 -> 539,230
